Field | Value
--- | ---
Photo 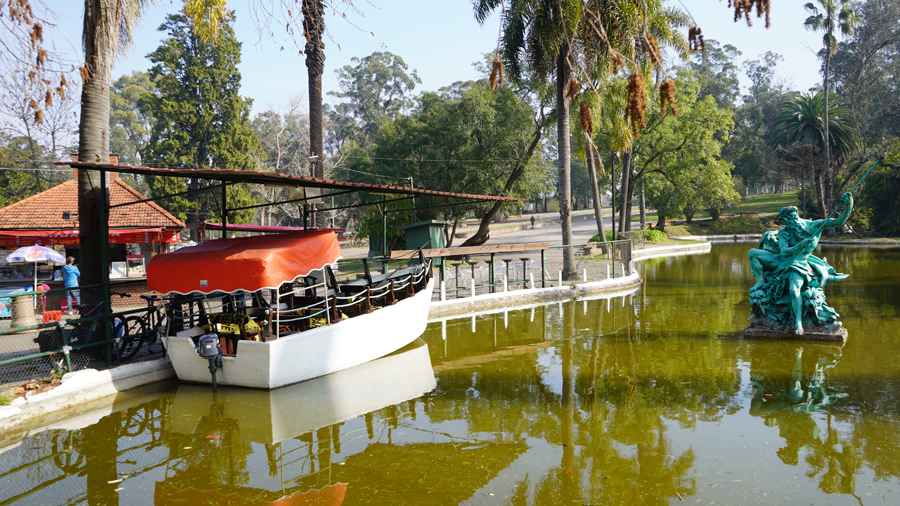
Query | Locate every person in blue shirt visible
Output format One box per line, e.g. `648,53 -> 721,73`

62,256 -> 80,311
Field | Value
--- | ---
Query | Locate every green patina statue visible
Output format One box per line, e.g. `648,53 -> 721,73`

747,192 -> 853,337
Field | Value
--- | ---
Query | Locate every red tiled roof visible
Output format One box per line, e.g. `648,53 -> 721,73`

0,177 -> 184,230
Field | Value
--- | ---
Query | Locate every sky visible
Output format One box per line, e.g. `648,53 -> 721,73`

38,0 -> 827,118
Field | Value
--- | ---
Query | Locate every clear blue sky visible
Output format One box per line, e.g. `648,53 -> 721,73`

40,0 -> 826,117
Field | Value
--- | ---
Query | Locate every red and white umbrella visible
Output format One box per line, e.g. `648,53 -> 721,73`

5,245 -> 66,291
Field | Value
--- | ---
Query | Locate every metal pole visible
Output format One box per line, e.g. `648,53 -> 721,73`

99,169 -> 112,364
221,182 -> 227,239
541,249 -> 546,288
382,197 -> 388,258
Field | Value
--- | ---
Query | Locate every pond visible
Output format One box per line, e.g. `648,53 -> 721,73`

1,243 -> 899,505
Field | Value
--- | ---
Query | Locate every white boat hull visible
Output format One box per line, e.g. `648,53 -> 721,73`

167,339 -> 436,443
163,277 -> 435,389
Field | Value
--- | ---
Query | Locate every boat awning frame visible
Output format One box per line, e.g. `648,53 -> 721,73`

59,162 -> 527,203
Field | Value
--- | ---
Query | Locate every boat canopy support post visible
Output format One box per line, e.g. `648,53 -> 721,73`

381,196 -> 388,259
99,168 -> 113,365
221,182 -> 227,239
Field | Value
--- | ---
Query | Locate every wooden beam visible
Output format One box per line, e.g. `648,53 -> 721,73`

390,243 -> 550,259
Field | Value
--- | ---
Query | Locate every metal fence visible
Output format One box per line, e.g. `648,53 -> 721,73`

0,280 -> 165,391
618,230 -> 646,251
437,239 -> 632,300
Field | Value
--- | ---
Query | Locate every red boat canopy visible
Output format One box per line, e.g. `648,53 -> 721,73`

147,230 -> 342,295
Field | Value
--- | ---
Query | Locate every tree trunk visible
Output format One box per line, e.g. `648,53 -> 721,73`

78,0 -> 115,286
624,174 -> 634,232
617,150 -> 632,233
303,0 -> 326,228
656,213 -> 666,232
584,133 -> 608,254
609,153 -> 617,239
556,42 -> 576,280
463,116 -> 546,246
813,162 -> 827,219
823,51 -> 833,215
639,180 -> 646,230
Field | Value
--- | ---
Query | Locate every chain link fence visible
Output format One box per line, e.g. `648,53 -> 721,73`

1,280 -> 167,394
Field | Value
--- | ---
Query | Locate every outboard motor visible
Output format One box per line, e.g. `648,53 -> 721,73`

198,333 -> 223,390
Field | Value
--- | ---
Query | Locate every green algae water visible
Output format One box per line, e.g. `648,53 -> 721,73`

1,243 -> 899,505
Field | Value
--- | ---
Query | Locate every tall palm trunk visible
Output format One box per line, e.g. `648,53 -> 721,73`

823,51 -> 833,215
303,0 -> 326,227
618,149 -> 632,233
584,133 -> 608,253
557,42 -> 575,280
78,0 -> 116,286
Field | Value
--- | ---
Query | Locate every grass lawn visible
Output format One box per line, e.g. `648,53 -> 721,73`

665,216 -> 777,237
631,190 -> 800,223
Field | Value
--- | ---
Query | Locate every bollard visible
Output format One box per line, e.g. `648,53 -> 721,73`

622,264 -> 626,278
583,269 -> 587,283
10,293 -> 37,329
503,274 -> 508,292
440,280 -> 446,301
606,265 -> 610,279
529,272 -> 535,289
558,271 -> 563,287
470,278 -> 476,298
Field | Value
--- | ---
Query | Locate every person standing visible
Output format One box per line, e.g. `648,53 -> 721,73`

530,216 -> 536,229
63,256 -> 80,312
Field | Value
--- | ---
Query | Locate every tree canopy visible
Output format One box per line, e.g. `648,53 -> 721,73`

139,8 -> 259,226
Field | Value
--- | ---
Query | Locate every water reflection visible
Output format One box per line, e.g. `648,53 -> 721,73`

2,244 -> 900,505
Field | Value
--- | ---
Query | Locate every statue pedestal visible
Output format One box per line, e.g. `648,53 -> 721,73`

744,324 -> 848,342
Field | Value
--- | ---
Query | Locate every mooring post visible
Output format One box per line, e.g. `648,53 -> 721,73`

583,269 -> 587,283
440,280 -> 446,301
529,272 -> 535,289
470,278 -> 475,298
558,271 -> 562,287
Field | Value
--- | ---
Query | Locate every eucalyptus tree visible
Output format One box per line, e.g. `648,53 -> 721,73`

804,0 -> 859,213
771,92 -> 858,218
109,71 -> 156,166
328,51 -> 421,145
829,0 -> 900,143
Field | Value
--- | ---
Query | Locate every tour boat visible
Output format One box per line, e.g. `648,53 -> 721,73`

147,230 -> 435,389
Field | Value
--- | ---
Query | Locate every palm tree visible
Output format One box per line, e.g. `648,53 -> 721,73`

473,0 -> 647,279
78,0 -> 226,284
771,92 -> 858,218
473,0 -> 582,278
804,0 -> 858,214
302,0 -> 326,227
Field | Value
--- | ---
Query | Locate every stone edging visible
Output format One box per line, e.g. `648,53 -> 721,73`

0,358 -> 175,430
428,273 -> 642,320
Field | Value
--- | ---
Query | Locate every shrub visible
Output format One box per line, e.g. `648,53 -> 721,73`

644,228 -> 667,242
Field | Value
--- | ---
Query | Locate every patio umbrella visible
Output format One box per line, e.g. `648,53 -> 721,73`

5,245 -> 66,291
